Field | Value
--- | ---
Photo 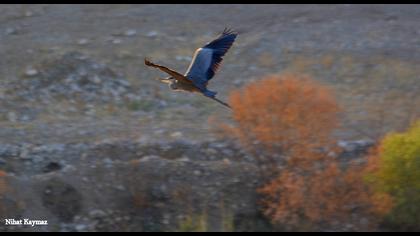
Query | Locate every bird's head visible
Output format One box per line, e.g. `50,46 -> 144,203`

169,80 -> 178,90
169,82 -> 178,90
155,77 -> 177,90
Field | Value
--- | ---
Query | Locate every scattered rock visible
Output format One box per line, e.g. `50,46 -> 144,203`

5,27 -> 17,35
75,224 -> 87,231
24,67 -> 38,77
89,209 -> 106,218
24,10 -> 33,17
146,31 -> 158,37
338,139 -> 375,153
103,158 -> 113,168
32,155 -> 44,163
7,112 -> 17,122
170,131 -> 183,138
115,185 -> 125,191
124,29 -> 137,37
7,52 -> 134,107
0,144 -> 19,157
112,38 -> 122,44
77,38 -> 89,45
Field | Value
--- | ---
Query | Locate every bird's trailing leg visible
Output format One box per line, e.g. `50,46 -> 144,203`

207,96 -> 231,109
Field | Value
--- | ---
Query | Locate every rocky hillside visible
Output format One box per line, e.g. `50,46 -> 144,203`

0,140 -> 267,232
0,4 -> 418,232
0,138 -> 373,232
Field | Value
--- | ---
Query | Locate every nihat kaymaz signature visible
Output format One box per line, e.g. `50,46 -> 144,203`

4,218 -> 48,227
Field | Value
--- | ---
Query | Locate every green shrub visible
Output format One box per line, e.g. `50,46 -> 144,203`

177,212 -> 208,232
367,120 -> 420,230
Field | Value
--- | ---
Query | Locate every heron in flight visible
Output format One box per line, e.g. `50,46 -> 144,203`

144,28 -> 238,109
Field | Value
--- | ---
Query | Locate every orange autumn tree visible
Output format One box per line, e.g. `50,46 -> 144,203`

224,74 -> 391,230
259,161 -> 392,230
0,170 -> 9,217
226,74 -> 340,173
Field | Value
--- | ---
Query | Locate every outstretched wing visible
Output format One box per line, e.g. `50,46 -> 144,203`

144,59 -> 191,84
184,28 -> 237,90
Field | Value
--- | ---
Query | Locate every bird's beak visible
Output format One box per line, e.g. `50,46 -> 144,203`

155,77 -> 171,84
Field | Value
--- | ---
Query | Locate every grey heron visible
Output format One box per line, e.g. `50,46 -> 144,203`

144,28 -> 238,109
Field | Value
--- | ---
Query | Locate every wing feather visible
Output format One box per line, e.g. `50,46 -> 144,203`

144,59 -> 191,84
184,29 -> 237,90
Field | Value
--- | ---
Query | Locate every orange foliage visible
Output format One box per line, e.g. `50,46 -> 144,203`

0,170 -> 7,194
0,170 -> 9,216
226,74 -> 340,173
259,162 -> 392,230
224,74 -> 392,230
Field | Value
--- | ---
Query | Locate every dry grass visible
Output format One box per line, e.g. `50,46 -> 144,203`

274,51 -> 420,140
257,52 -> 276,68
